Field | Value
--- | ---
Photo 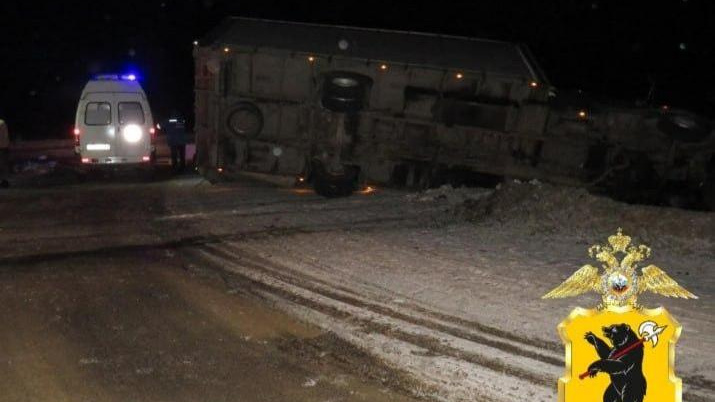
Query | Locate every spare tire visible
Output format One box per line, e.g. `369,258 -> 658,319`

657,111 -> 712,143
226,102 -> 263,139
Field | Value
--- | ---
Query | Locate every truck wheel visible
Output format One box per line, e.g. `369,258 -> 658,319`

312,163 -> 358,198
605,152 -> 659,203
657,111 -> 712,143
226,102 -> 263,139
321,72 -> 371,113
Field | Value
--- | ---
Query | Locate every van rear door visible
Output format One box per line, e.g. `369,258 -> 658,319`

114,94 -> 152,159
80,94 -> 114,158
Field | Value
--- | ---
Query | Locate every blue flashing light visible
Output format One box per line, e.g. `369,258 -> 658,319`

94,73 -> 140,82
95,74 -> 120,80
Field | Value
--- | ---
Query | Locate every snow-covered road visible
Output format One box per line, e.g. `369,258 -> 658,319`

2,171 -> 712,401
164,175 -> 714,402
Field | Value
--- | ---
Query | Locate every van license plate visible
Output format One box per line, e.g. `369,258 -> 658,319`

87,143 -> 111,151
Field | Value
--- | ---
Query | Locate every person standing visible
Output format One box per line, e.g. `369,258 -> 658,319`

163,113 -> 187,173
0,118 -> 9,187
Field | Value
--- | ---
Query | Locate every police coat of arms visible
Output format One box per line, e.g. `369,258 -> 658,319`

542,229 -> 697,402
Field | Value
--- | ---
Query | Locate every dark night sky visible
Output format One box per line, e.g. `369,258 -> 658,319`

0,0 -> 713,139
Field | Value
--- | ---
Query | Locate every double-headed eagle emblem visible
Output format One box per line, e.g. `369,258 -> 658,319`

543,228 -> 697,308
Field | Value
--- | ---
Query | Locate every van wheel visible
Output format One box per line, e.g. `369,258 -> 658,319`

75,171 -> 87,183
703,179 -> 715,211
141,166 -> 156,182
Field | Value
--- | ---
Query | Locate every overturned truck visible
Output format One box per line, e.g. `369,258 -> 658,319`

194,17 -> 715,208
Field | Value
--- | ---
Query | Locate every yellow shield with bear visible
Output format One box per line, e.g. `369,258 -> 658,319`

543,229 -> 696,402
558,306 -> 680,402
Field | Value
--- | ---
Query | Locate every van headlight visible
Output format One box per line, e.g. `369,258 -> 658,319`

123,124 -> 143,143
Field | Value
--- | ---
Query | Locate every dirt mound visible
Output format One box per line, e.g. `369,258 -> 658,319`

457,181 -> 715,254
406,184 -> 493,206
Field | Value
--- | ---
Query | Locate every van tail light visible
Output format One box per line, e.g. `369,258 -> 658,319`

73,127 -> 80,146
149,127 -> 156,144
81,157 -> 90,164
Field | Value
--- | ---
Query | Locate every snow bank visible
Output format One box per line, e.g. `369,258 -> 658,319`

455,181 -> 714,254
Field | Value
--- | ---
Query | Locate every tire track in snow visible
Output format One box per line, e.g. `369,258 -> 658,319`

190,241 -> 714,402
189,243 -> 558,401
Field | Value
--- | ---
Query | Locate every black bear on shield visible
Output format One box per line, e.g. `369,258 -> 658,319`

584,323 -> 647,402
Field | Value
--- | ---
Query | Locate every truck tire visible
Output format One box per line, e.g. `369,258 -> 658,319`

657,111 -> 712,143
226,102 -> 263,139
312,162 -> 358,198
605,151 -> 660,203
321,72 -> 371,113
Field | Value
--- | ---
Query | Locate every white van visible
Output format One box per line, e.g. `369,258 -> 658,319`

74,74 -> 155,165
